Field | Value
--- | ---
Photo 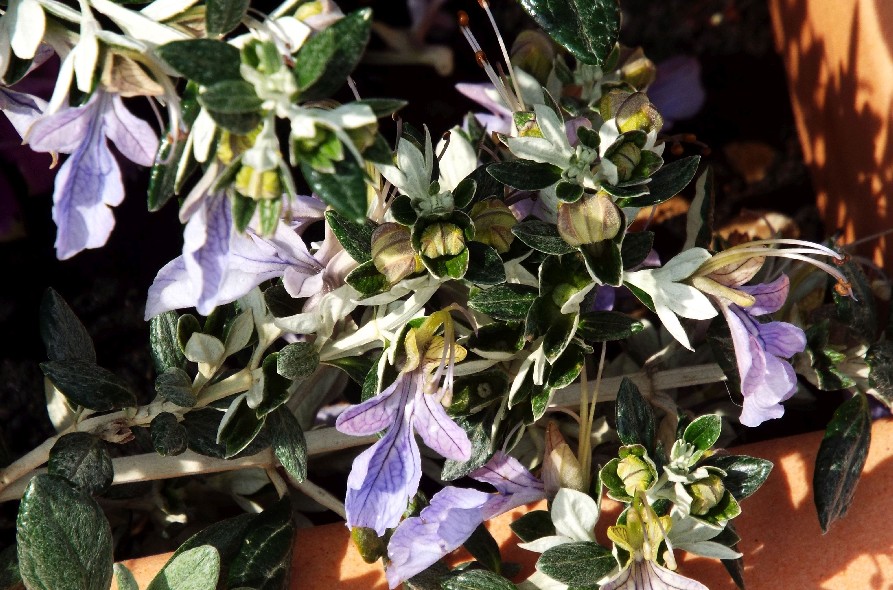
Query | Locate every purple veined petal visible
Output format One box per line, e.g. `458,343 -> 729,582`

103,94 -> 158,166
413,387 -> 472,461
263,222 -> 324,274
455,82 -> 511,119
385,486 -> 490,588
345,402 -> 422,535
648,56 -> 705,132
720,303 -> 755,389
758,320 -> 807,358
601,558 -> 708,590
285,195 -> 326,234
145,257 -> 196,319
26,93 -> 100,154
336,374 -> 413,437
50,118 -> 122,259
0,87 -> 46,138
182,192 -> 233,316
283,266 -> 325,299
738,274 -> 790,315
470,451 -> 545,519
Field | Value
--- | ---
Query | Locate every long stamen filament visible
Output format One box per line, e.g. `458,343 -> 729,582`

725,238 -> 843,259
478,0 -> 525,111
457,11 -> 522,112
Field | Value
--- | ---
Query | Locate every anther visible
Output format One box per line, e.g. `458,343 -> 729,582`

670,143 -> 684,156
475,51 -> 488,68
833,252 -> 850,266
834,280 -> 853,296
458,10 -> 469,27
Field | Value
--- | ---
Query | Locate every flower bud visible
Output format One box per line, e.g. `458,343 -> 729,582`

616,454 -> 656,496
510,30 -> 555,84
688,474 -> 725,515
419,222 -> 465,259
469,199 -> 517,253
620,48 -> 657,90
542,421 -> 584,496
371,223 -> 423,284
351,527 -> 386,563
608,141 -> 642,183
235,166 -> 281,200
557,191 -> 622,247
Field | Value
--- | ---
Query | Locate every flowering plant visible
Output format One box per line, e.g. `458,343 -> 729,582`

0,0 -> 889,589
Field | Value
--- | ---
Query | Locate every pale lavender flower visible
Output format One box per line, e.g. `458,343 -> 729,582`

336,368 -> 473,536
719,274 -> 806,427
26,90 -> 158,259
144,196 -> 333,318
648,56 -> 705,131
385,452 -> 545,587
600,559 -> 707,590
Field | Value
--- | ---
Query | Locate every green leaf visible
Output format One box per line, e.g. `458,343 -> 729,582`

441,570 -> 517,590
615,377 -> 655,454
518,0 -> 619,66
803,321 -> 856,391
148,546 -> 220,590
295,8 -> 372,100
325,354 -> 375,386
468,284 -> 538,321
264,282 -> 304,317
325,210 -> 376,264
147,88 -> 200,211
536,542 -> 616,587
487,160 -> 562,190
464,242 -> 506,286
227,497 -> 295,590
345,260 -> 391,296
16,475 -> 113,590
206,111 -> 261,135
277,342 -> 320,380
620,231 -> 654,270
834,258 -> 878,342
40,359 -> 136,411
268,407 -> 308,482
205,0 -> 249,36
580,238 -> 623,286
463,525 -> 502,573
47,433 -> 113,495
814,392 -> 871,532
114,564 -> 138,590
442,414 -> 492,481
511,220 -> 575,255
199,80 -> 262,114
184,409 -> 266,458
177,314 -> 202,352
218,394 -> 265,458
509,510 -> 555,542
577,311 -> 643,341
155,39 -> 242,87
0,544 -> 22,590
449,369 -> 510,416
867,341 -> 893,407
166,513 -> 256,579
704,455 -> 772,501
151,412 -> 188,456
683,414 -> 722,451
302,158 -> 366,223
618,155 -> 701,207
253,353 -> 293,417
684,168 -> 714,250
150,311 -> 187,373
155,367 -> 197,407
39,288 -> 95,363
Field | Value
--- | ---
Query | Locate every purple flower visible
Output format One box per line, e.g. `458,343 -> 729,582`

719,275 -> 807,427
144,195 -> 334,318
25,90 -> 158,259
384,452 -> 545,587
336,368 -> 472,536
648,56 -> 705,131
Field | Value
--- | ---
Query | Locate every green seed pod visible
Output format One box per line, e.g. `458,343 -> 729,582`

419,222 -> 465,259
350,527 -> 386,563
689,474 -> 726,515
469,199 -> 517,254
616,454 -> 656,496
371,222 -> 424,284
556,191 -> 622,247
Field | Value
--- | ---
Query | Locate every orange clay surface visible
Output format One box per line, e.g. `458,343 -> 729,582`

118,418 -> 893,589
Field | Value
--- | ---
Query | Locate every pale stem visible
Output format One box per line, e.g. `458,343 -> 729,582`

286,476 -> 347,519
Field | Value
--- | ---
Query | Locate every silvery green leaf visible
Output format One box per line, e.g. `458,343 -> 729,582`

325,210 -> 376,264
620,231 -> 654,270
217,393 -> 265,458
155,39 -> 242,87
205,0 -> 249,36
295,8 -> 372,101
468,284 -> 538,322
487,160 -> 562,190
277,342 -> 320,380
199,80 -> 262,114
150,311 -> 187,373
462,524 -> 502,573
617,155 -> 701,207
0,544 -> 22,590
510,510 -> 556,543
536,542 -> 615,587
269,407 -> 307,482
512,221 -> 575,255
576,311 -> 643,342
441,570 -> 517,590
674,540 -> 742,560
227,497 -> 294,590
683,415 -> 722,451
682,168 -> 714,251
16,475 -> 113,590
114,564 -> 138,590
464,242 -> 507,286
147,545 -> 220,590
184,332 -> 225,365
615,377 -> 655,455
302,158 -> 366,223
253,353 -> 293,417
39,288 -> 95,363
155,368 -> 197,407
151,412 -> 188,456
867,341 -> 893,407
39,359 -> 136,412
224,309 -> 255,357
47,433 -> 113,495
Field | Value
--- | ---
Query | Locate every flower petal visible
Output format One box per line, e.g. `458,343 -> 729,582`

182,192 -> 233,315
0,87 -> 46,137
504,136 -> 568,169
336,375 -> 411,437
660,282 -> 717,320
344,404 -> 422,535
412,388 -> 472,461
103,95 -> 159,166
739,274 -> 790,315
436,127 -> 476,192
471,451 -> 545,518
658,248 -> 712,282
145,257 -> 195,319
27,95 -> 99,154
601,559 -> 707,590
758,320 -> 806,358
551,488 -> 599,542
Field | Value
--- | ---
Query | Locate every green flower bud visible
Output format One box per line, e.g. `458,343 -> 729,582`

620,48 -> 657,90
608,141 -> 642,183
235,166 -> 280,200
510,30 -> 555,84
688,474 -> 726,515
556,191 -> 622,247
371,223 -> 423,284
350,527 -> 386,563
616,454 -> 656,496
469,199 -> 517,253
419,222 -> 465,259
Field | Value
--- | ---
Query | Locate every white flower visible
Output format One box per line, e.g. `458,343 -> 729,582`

0,0 -> 45,78
623,248 -> 718,350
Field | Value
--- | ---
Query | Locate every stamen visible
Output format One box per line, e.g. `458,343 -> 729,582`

478,0 -> 525,110
727,238 -> 843,260
457,10 -> 522,112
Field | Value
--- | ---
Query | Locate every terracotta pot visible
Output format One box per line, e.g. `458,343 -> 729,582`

768,0 -> 893,269
118,418 -> 893,589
